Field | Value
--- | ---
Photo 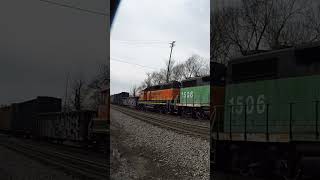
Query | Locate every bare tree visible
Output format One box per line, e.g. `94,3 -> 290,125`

198,58 -> 210,76
143,72 -> 153,88
264,0 -> 315,48
151,71 -> 166,85
212,0 -> 320,63
136,82 -> 147,96
87,63 -> 109,110
71,76 -> 85,111
130,85 -> 138,97
222,0 -> 273,55
183,55 -> 203,79
211,12 -> 232,64
171,62 -> 185,81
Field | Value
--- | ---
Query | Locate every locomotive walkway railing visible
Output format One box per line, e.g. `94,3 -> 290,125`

212,101 -> 320,142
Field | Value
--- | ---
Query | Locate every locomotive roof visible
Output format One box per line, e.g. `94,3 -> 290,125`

181,75 -> 210,82
17,96 -> 61,104
143,81 -> 180,91
227,41 -> 320,84
229,41 -> 320,64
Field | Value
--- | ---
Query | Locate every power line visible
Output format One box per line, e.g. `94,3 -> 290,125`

112,41 -> 172,46
112,40 -> 174,48
115,42 -> 171,45
110,57 -> 157,70
112,44 -> 170,49
39,0 -> 108,16
111,39 -> 171,43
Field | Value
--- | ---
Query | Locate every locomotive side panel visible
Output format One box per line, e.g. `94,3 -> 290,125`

180,85 -> 210,107
147,89 -> 180,102
225,75 -> 320,135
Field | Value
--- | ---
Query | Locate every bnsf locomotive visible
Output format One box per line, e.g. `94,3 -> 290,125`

212,42 -> 320,179
111,73 -> 222,120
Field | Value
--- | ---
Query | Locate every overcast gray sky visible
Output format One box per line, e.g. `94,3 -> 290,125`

0,0 -> 108,104
111,0 -> 210,95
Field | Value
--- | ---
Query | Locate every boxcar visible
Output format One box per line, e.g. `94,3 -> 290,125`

0,106 -> 13,133
122,96 -> 139,108
213,42 -> 320,179
11,96 -> 61,136
138,81 -> 180,113
111,92 -> 129,105
35,110 -> 96,144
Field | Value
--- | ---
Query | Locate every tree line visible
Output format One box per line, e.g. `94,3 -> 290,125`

131,54 -> 209,97
212,0 -> 320,64
64,63 -> 109,112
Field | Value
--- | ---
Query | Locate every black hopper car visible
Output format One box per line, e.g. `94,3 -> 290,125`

110,92 -> 129,106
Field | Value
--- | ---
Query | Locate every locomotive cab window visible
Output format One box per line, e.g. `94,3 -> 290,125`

295,46 -> 320,65
200,76 -> 210,86
231,58 -> 278,82
182,80 -> 197,88
201,76 -> 210,82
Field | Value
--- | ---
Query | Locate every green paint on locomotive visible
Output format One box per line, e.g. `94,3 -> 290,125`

180,85 -> 210,107
224,75 -> 320,134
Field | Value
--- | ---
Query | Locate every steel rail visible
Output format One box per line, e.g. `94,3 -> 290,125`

111,105 -> 210,140
0,139 -> 108,180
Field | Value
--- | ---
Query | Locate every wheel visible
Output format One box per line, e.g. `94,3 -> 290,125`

196,110 -> 206,120
181,109 -> 187,118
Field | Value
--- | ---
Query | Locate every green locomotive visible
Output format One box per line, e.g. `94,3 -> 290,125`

177,76 -> 210,119
213,42 -> 320,179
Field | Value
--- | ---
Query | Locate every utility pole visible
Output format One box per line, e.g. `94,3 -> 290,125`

166,40 -> 175,83
64,71 -> 70,112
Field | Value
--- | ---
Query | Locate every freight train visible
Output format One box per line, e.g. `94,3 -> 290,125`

0,95 -> 108,152
110,73 -> 222,120
212,42 -> 320,179
111,42 -> 320,178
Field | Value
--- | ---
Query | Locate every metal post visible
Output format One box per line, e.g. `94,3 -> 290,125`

229,105 -> 232,140
217,108 -> 219,140
266,104 -> 269,141
289,103 -> 293,141
244,105 -> 247,141
166,41 -> 175,83
316,101 -> 319,139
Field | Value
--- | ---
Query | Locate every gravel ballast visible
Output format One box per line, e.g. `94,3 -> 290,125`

0,143 -> 79,180
110,108 -> 209,180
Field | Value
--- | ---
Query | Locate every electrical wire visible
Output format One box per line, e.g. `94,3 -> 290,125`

39,0 -> 108,16
110,57 -> 158,70
112,40 -> 171,43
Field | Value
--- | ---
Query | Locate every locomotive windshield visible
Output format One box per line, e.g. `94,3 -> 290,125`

231,58 -> 278,83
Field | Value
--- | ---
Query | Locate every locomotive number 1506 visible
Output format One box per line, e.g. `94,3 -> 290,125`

228,95 -> 266,114
182,91 -> 194,98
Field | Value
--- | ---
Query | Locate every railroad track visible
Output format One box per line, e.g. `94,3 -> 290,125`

0,138 -> 108,180
111,105 -> 210,140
